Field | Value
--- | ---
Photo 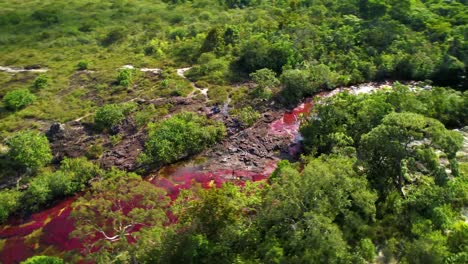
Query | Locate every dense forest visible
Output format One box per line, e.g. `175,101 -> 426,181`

0,0 -> 467,263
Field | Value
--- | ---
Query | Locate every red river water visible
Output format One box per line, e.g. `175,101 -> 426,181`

0,83 -> 387,263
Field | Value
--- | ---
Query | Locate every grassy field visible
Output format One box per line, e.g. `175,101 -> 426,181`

0,0 -> 236,137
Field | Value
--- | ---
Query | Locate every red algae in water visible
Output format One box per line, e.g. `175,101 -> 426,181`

0,237 -> 34,264
268,100 -> 314,139
41,206 -> 81,251
1,140 -> 273,262
0,221 -> 44,239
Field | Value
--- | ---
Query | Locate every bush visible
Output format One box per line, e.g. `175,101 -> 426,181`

141,112 -> 225,165
280,69 -> 314,104
31,9 -> 59,26
21,157 -> 101,212
6,130 -> 52,170
135,104 -> 168,127
117,69 -> 134,87
3,89 -> 36,110
21,176 -> 51,211
32,74 -> 49,89
77,61 -> 89,70
21,256 -> 64,264
59,157 -> 102,187
94,104 -> 125,130
86,144 -> 104,159
0,189 -> 21,223
102,27 -> 126,46
232,106 -> 261,126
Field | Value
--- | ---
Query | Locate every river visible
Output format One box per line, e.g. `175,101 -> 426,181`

0,81 -> 394,263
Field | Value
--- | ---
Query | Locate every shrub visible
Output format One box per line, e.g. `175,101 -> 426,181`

94,104 -> 125,129
6,130 -> 52,170
21,176 -> 51,211
21,256 -> 64,264
117,69 -> 134,87
77,61 -> 89,70
32,74 -> 49,89
110,134 -> 123,146
86,144 -> 104,159
59,157 -> 102,187
232,106 -> 261,127
0,189 -> 21,223
141,112 -> 225,165
102,27 -> 125,46
3,89 -> 36,110
135,104 -> 169,127
31,9 -> 59,26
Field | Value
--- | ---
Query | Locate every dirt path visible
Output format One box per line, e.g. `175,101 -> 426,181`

176,67 -> 210,101
0,66 -> 48,73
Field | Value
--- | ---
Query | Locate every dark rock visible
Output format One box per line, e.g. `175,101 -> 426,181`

46,123 -> 66,141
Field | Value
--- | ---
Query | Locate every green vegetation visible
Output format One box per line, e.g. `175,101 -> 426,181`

231,106 -> 261,127
0,0 -> 465,135
3,89 -> 36,110
21,256 -> 64,264
94,104 -> 124,129
94,103 -> 126,130
6,130 -> 52,170
0,0 -> 466,263
140,112 -> 225,165
0,189 -> 21,223
32,74 -> 49,90
76,61 -> 89,71
71,176 -> 169,262
117,68 -> 135,87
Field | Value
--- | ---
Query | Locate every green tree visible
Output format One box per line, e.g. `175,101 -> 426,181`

280,69 -> 314,104
77,61 -> 89,70
117,68 -> 134,87
360,113 -> 463,196
94,104 -> 125,130
21,256 -> 64,264
3,89 -> 36,110
6,130 -> 52,170
250,68 -> 279,99
231,106 -> 261,127
141,112 -> 225,165
32,74 -> 49,89
237,36 -> 299,74
70,176 -> 170,262
154,182 -> 263,263
0,189 -> 21,223
201,27 -> 225,54
256,155 -> 377,263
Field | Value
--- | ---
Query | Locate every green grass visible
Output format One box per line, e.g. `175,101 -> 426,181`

0,0 -> 239,136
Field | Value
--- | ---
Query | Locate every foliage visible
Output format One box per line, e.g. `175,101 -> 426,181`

76,61 -> 89,70
86,143 -> 104,159
141,112 -> 225,165
6,130 -> 52,170
250,68 -> 279,99
32,74 -> 49,90
253,155 -> 377,263
3,89 -> 36,110
231,106 -> 261,127
236,36 -> 300,74
0,0 -> 466,262
70,176 -> 169,262
94,104 -> 125,130
0,189 -> 21,223
21,157 -> 102,212
21,256 -> 64,264
301,85 -> 467,156
147,181 -> 263,263
117,68 -> 135,87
